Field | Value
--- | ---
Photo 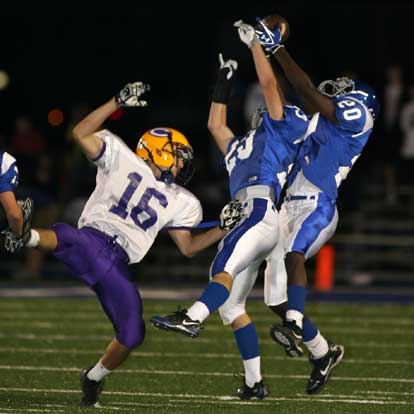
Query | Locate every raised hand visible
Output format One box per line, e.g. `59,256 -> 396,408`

115,82 -> 150,107
234,20 -> 258,48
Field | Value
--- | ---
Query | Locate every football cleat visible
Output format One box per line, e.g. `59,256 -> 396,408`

237,379 -> 269,400
150,308 -> 203,338
270,320 -> 303,357
80,366 -> 104,407
306,342 -> 345,395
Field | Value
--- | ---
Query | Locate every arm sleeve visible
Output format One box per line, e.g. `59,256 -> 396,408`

166,192 -> 203,229
0,153 -> 19,193
334,97 -> 373,136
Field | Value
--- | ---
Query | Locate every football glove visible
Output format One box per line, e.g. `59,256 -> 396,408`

1,229 -> 24,253
255,18 -> 283,54
115,82 -> 150,107
1,197 -> 34,253
234,20 -> 259,48
218,53 -> 238,80
212,53 -> 238,104
220,199 -> 246,232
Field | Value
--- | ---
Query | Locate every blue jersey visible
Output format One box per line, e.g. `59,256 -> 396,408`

288,96 -> 374,200
0,151 -> 19,193
225,105 -> 309,200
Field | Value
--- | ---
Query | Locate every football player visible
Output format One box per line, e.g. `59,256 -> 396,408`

150,21 -> 312,400
255,16 -> 378,394
0,151 -> 33,252
20,82 -> 243,407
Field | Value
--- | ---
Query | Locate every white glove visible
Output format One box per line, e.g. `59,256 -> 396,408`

234,20 -> 259,48
218,53 -> 238,80
115,82 -> 150,107
220,199 -> 246,232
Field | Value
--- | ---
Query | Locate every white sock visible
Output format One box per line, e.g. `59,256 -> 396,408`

87,360 -> 111,382
186,301 -> 210,323
26,229 -> 40,248
243,356 -> 261,387
286,310 -> 304,329
304,331 -> 329,359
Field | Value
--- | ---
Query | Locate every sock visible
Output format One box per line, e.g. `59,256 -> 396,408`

287,285 -> 307,314
286,309 -> 304,329
243,357 -> 261,388
303,331 -> 329,359
302,317 -> 318,342
196,282 -> 229,314
234,323 -> 261,387
286,285 -> 307,328
87,360 -> 111,382
26,229 -> 40,247
186,301 -> 210,323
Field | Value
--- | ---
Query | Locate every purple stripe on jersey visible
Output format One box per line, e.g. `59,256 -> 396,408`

90,141 -> 107,162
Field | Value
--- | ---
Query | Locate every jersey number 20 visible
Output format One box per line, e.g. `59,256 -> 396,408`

110,172 -> 168,231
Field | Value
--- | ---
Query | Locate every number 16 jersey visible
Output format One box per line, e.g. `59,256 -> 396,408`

78,130 -> 202,263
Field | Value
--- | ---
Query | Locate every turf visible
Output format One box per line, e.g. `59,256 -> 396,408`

0,298 -> 413,414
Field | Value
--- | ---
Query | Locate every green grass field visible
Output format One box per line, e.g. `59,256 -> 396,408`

0,297 -> 413,414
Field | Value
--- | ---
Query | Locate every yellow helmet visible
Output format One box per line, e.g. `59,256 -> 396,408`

136,127 -> 194,185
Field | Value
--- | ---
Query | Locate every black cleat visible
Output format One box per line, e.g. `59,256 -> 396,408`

306,342 -> 345,395
150,308 -> 203,338
237,380 -> 269,400
270,320 -> 303,357
80,366 -> 104,407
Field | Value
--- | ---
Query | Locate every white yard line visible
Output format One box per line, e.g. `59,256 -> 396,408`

0,322 -> 409,335
0,387 -> 412,406
0,347 -> 413,366
0,332 -> 413,350
0,365 -> 413,383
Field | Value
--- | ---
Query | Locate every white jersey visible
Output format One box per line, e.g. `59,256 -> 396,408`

78,129 -> 202,263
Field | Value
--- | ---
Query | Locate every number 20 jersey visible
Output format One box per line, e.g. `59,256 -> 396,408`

289,96 -> 374,201
78,130 -> 202,264
224,105 -> 310,200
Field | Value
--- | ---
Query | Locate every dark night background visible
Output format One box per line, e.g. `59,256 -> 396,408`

1,1 -> 413,284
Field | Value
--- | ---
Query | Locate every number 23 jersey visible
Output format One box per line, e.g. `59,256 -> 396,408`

78,130 -> 202,264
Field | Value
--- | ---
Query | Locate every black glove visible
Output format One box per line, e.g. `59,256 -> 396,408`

220,199 -> 246,232
212,53 -> 238,104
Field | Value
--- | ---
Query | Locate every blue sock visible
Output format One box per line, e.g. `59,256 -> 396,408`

302,317 -> 318,342
197,282 -> 229,313
234,323 -> 260,360
287,285 -> 307,314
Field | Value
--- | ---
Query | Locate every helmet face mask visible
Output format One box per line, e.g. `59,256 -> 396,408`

251,106 -> 267,129
317,77 -> 355,98
317,77 -> 379,119
136,128 -> 194,185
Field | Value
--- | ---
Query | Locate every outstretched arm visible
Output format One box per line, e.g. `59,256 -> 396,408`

169,199 -> 245,257
272,47 -> 336,123
72,82 -> 150,160
0,191 -> 23,236
207,54 -> 238,154
169,227 -> 226,258
235,21 -> 284,121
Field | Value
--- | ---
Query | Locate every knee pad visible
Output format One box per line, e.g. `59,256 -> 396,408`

118,318 -> 146,349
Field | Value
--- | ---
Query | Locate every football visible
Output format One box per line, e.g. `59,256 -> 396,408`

260,14 -> 290,43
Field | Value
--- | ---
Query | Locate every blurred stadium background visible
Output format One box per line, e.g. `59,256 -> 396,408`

0,2 -> 413,292
0,3 -> 414,413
